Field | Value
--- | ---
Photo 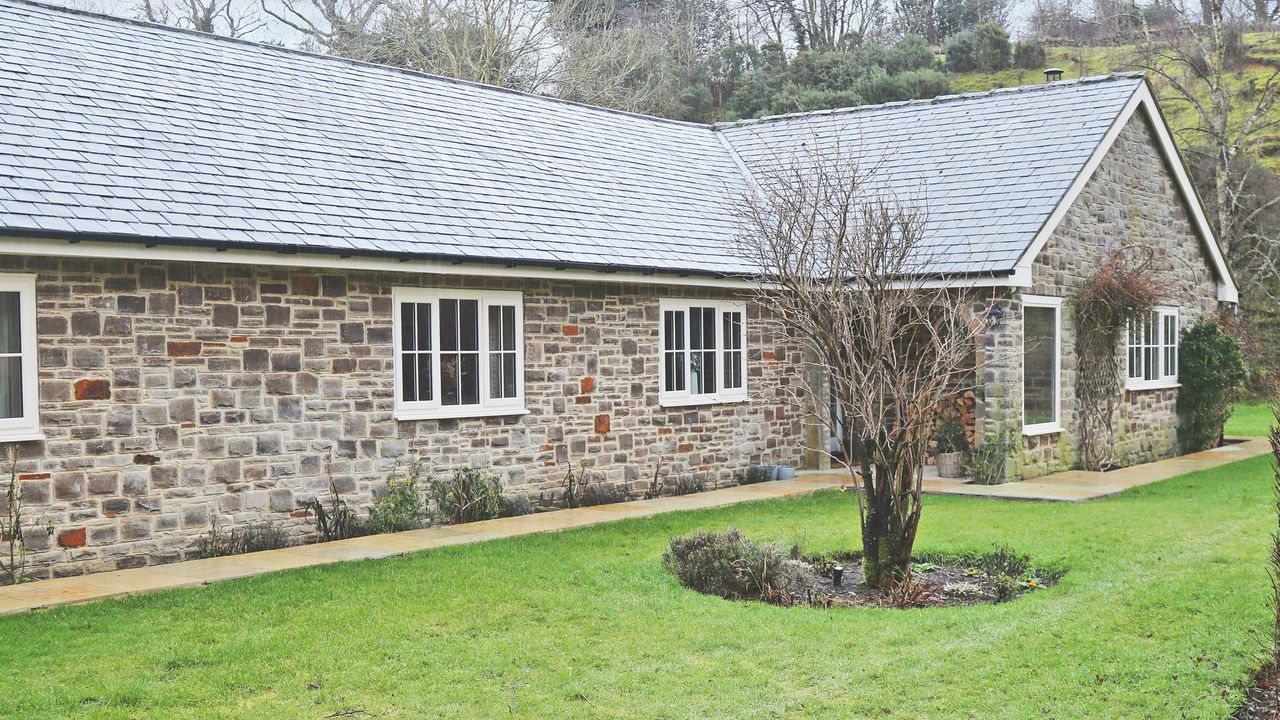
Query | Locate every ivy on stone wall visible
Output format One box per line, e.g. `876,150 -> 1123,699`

1071,250 -> 1164,471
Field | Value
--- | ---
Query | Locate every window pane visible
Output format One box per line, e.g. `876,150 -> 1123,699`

690,309 -> 703,351
0,356 -> 23,419
441,300 -> 458,352
665,351 -> 684,392
1145,346 -> 1159,381
702,308 -> 716,349
724,350 -> 743,390
502,306 -> 515,349
503,354 -> 517,398
417,303 -> 431,351
401,354 -> 416,402
400,303 -> 416,352
460,353 -> 479,405
1023,306 -> 1057,426
488,305 -> 502,350
460,300 -> 479,352
0,293 -> 21,355
441,355 -> 459,405
416,353 -> 432,401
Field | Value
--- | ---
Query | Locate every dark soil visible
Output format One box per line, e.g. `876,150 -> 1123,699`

768,553 -> 1056,609
797,559 -> 1004,607
1234,659 -> 1280,720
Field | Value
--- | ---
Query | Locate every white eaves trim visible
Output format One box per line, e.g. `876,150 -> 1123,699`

1012,81 -> 1239,304
0,235 -> 1035,291
0,236 -> 758,291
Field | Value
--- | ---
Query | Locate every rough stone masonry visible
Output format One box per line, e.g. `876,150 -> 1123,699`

4,258 -> 806,580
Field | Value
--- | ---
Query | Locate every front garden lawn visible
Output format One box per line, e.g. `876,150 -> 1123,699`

1,456 -> 1276,719
1228,402 -> 1275,438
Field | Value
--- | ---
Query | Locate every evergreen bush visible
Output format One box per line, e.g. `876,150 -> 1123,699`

1177,317 -> 1247,451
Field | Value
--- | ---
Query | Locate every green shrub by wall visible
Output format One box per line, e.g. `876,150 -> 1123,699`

1177,317 -> 1247,452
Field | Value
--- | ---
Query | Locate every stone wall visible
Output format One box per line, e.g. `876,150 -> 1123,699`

4,255 -> 806,579
979,112 -> 1222,480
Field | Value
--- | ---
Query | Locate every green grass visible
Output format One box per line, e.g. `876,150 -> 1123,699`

1,457 -> 1276,719
1228,401 -> 1276,437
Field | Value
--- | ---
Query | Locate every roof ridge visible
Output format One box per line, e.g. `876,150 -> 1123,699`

711,72 -> 1147,130
0,0 -> 710,131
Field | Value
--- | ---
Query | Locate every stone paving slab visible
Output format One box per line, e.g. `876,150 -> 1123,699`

0,437 -> 1269,617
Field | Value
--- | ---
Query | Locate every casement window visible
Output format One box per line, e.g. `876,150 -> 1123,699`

1022,295 -> 1062,436
392,288 -> 526,420
0,275 -> 40,442
1127,308 -> 1179,390
659,299 -> 747,407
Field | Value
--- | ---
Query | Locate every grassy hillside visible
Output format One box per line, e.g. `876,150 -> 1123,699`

946,35 -> 1280,168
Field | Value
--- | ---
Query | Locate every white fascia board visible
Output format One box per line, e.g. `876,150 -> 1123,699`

1013,82 -> 1239,303
0,236 -> 757,290
1,236 -> 1037,291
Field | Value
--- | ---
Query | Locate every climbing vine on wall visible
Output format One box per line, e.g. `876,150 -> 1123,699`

1071,250 -> 1163,471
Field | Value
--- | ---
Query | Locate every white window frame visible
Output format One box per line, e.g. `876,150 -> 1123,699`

391,288 -> 528,421
1126,307 -> 1180,391
658,299 -> 748,408
0,274 -> 41,442
1021,295 -> 1063,436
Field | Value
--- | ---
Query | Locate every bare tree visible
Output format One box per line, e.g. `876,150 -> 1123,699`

262,0 -> 387,55
1120,0 -> 1280,283
370,0 -> 559,89
777,0 -> 887,48
139,0 -> 266,36
735,151 -> 986,588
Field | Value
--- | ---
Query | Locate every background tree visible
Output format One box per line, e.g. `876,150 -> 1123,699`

368,0 -> 559,89
735,151 -> 985,588
139,0 -> 265,36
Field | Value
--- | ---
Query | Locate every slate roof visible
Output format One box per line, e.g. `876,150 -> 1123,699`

0,0 -> 1145,278
717,77 -> 1143,275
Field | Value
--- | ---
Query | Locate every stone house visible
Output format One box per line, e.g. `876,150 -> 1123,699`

0,0 -> 1237,578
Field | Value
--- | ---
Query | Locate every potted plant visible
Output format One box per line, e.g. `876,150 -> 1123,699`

932,419 -> 969,479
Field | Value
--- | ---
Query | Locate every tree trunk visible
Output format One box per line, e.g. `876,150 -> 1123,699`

859,460 -> 918,588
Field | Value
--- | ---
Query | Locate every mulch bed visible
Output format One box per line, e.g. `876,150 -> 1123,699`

1234,659 -> 1280,720
766,554 -> 1053,609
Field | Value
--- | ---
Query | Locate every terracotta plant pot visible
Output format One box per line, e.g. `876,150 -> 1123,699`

935,452 -> 964,479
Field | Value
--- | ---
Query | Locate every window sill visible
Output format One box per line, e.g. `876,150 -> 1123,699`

1023,422 -> 1063,437
0,429 -> 45,443
1125,380 -> 1181,392
393,407 -> 530,421
659,395 -> 749,409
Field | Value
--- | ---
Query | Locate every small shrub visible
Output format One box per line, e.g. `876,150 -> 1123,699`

1178,317 -> 1247,452
1013,39 -> 1046,70
499,493 -> 535,517
367,461 -> 427,534
429,467 -> 503,524
933,418 -> 970,454
663,528 -> 811,600
966,431 -> 1020,484
876,572 -> 942,608
673,475 -> 707,496
577,482 -> 632,507
197,519 -> 293,558
743,465 -> 775,484
307,467 -> 365,542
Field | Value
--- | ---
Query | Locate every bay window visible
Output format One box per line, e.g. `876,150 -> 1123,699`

1127,308 -> 1179,390
0,274 -> 39,442
659,299 -> 747,407
1022,296 -> 1062,435
393,288 -> 526,420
